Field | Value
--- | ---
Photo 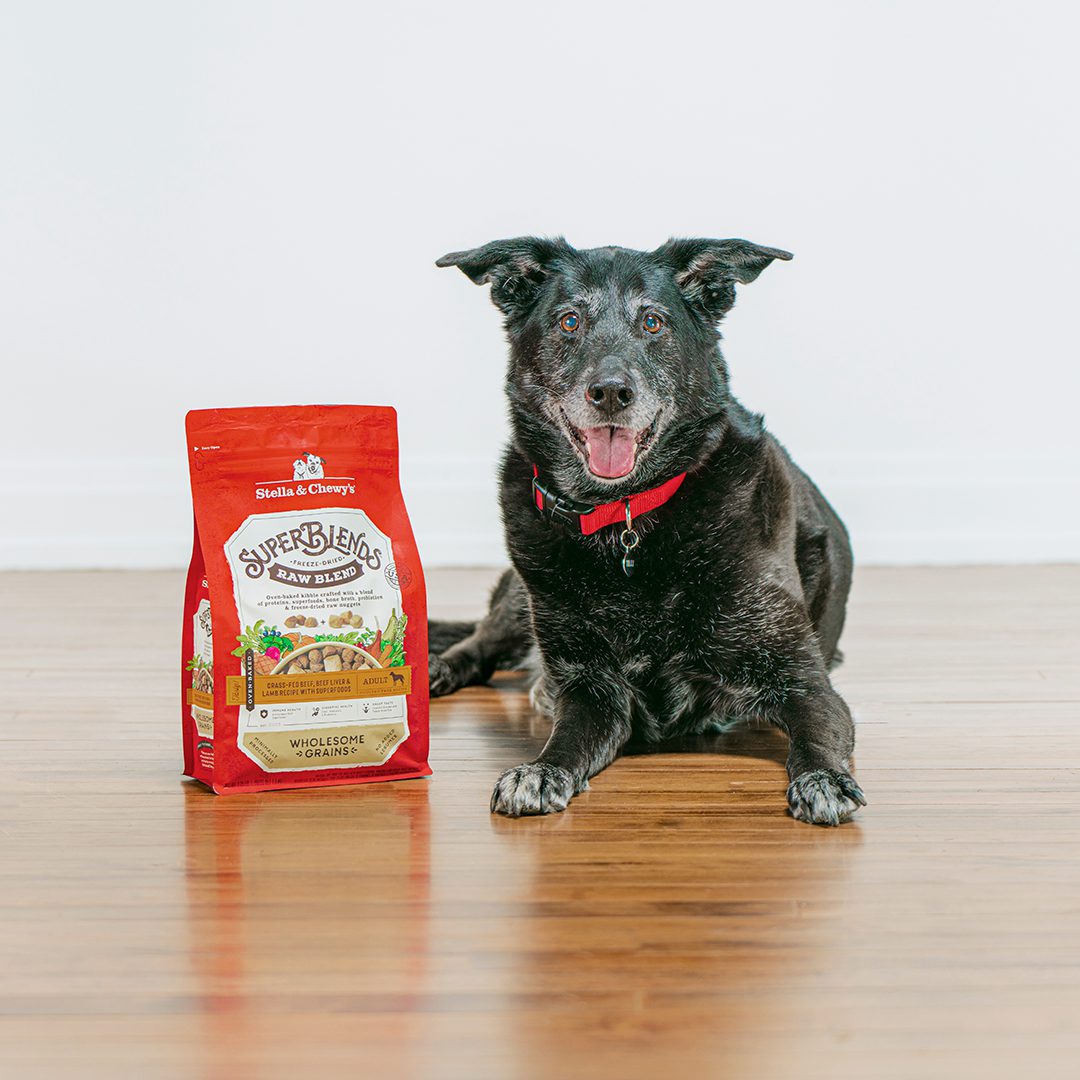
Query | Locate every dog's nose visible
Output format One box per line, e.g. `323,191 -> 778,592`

585,366 -> 636,416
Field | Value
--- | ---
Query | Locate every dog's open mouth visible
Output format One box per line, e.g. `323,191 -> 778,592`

561,411 -> 660,479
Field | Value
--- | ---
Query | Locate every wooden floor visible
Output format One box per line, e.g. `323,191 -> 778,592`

1,566 -> 1079,1079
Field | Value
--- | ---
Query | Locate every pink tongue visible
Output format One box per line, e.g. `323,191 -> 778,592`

583,426 -> 637,478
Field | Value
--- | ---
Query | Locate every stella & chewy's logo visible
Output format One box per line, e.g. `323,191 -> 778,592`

237,519 -> 383,589
293,452 -> 325,480
255,451 -> 357,501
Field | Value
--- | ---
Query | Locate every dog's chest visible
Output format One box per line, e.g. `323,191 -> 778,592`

569,545 -> 793,734
516,490 -> 799,727
590,565 -> 747,670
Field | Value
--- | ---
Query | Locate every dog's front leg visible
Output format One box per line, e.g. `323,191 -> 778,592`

774,680 -> 866,826
490,667 -> 631,817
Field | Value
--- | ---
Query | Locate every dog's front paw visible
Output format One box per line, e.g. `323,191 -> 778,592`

490,762 -> 576,817
428,653 -> 458,698
787,768 -> 866,826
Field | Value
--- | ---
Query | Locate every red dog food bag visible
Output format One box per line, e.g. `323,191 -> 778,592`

182,405 -> 430,794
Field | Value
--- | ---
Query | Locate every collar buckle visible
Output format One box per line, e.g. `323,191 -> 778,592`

531,475 -> 594,529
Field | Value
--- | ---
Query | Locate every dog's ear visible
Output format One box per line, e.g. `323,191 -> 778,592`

436,236 -> 570,318
656,238 -> 792,320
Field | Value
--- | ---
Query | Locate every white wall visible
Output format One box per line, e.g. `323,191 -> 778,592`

2,0 -> 1078,568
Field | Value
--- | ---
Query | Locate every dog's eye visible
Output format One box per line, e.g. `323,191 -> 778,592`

642,313 -> 663,334
560,313 -> 580,333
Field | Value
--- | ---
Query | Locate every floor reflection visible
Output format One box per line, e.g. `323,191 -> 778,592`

487,794 -> 863,1073
471,681 -> 864,1075
182,778 -> 431,1077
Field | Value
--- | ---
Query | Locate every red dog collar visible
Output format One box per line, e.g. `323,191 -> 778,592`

531,465 -> 687,536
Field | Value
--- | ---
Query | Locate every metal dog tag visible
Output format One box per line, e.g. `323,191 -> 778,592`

619,500 -> 640,577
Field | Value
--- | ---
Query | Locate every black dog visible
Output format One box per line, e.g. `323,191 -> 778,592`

430,237 -> 865,826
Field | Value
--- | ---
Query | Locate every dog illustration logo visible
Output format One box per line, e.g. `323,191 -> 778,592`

390,671 -> 405,686
292,452 -> 326,480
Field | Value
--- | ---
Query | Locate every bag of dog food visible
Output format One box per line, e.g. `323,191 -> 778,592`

182,404 -> 430,794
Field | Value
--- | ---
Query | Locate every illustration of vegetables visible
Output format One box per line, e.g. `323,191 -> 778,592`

231,621 -> 296,659
232,620 -> 269,657
314,628 -> 376,647
231,613 -> 406,669
360,610 -> 407,667
186,655 -> 213,693
385,613 -> 407,668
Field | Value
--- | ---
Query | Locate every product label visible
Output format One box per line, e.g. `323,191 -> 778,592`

224,665 -> 412,704
187,597 -> 214,737
224,507 -> 409,771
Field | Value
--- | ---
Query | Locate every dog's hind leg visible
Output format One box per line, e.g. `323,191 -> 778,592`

428,569 -> 534,696
428,620 -> 477,654
793,481 -> 853,669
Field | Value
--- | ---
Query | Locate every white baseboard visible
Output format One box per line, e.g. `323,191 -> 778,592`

1,452 -> 1076,569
